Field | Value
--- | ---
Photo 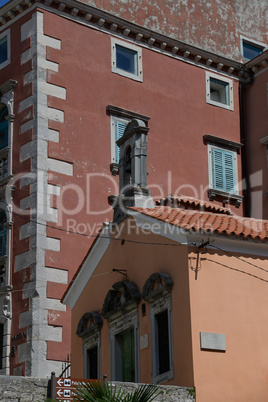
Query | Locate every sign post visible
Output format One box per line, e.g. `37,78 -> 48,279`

54,376 -> 100,401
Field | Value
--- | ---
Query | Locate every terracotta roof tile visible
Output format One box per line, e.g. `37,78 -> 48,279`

156,194 -> 233,215
129,206 -> 268,241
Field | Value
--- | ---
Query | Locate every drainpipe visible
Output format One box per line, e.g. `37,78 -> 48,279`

239,70 -> 254,217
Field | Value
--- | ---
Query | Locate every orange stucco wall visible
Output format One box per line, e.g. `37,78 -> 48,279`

70,218 -> 268,402
189,248 -> 268,401
71,219 -> 194,386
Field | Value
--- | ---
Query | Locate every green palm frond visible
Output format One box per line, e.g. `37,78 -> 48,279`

73,380 -> 128,401
72,381 -> 160,402
127,384 -> 161,402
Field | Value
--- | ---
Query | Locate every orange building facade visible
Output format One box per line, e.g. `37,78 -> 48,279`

63,205 -> 268,402
0,0 -> 267,378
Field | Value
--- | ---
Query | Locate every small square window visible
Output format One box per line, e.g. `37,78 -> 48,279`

0,30 -> 10,70
210,78 -> 229,105
116,45 -> 138,75
111,38 -> 142,82
206,72 -> 233,111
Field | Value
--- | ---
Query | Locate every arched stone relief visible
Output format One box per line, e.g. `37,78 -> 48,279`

102,280 -> 141,319
142,272 -> 173,302
76,311 -> 103,338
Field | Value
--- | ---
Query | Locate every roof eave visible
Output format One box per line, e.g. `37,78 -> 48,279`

0,0 -> 248,80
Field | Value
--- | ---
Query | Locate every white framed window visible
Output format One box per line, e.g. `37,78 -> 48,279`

206,71 -> 233,111
142,272 -> 174,384
240,35 -> 267,61
0,29 -> 10,70
110,115 -> 129,164
109,309 -> 140,382
102,280 -> 141,382
111,37 -> 143,82
109,308 -> 140,382
76,311 -> 103,380
83,336 -> 101,380
207,144 -> 239,195
149,294 -> 173,384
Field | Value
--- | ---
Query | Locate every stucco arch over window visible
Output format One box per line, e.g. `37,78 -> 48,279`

76,311 -> 103,338
102,280 -> 141,318
142,272 -> 173,302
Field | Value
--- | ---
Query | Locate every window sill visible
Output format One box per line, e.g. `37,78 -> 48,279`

151,369 -> 174,384
206,99 -> 234,111
208,189 -> 243,208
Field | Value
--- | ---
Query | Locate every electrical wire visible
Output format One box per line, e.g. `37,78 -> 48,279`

210,243 -> 268,274
4,207 -> 188,247
206,258 -> 268,284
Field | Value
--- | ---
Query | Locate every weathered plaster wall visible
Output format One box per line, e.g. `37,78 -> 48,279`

79,0 -> 268,61
0,376 -> 195,402
0,376 -> 49,402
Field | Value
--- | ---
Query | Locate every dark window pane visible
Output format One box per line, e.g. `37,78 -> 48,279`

116,45 -> 137,75
0,37 -> 7,64
243,42 -> 263,60
87,345 -> 98,379
0,128 -> 7,149
210,78 -> 229,105
155,310 -> 170,375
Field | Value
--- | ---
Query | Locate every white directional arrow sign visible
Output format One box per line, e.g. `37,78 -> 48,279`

57,378 -> 63,387
57,389 -> 63,397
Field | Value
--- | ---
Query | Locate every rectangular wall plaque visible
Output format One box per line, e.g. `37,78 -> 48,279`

140,334 -> 149,350
200,332 -> 226,351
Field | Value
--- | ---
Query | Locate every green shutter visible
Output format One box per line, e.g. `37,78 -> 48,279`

212,148 -> 235,193
121,329 -> 135,382
115,120 -> 127,163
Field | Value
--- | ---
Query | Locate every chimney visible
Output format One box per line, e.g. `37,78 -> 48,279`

108,119 -> 154,222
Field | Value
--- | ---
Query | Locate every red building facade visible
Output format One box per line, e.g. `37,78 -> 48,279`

0,0 -> 267,376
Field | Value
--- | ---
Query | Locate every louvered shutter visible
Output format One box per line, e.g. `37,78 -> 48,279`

224,151 -> 235,193
115,120 -> 127,163
212,148 -> 235,193
212,148 -> 224,190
